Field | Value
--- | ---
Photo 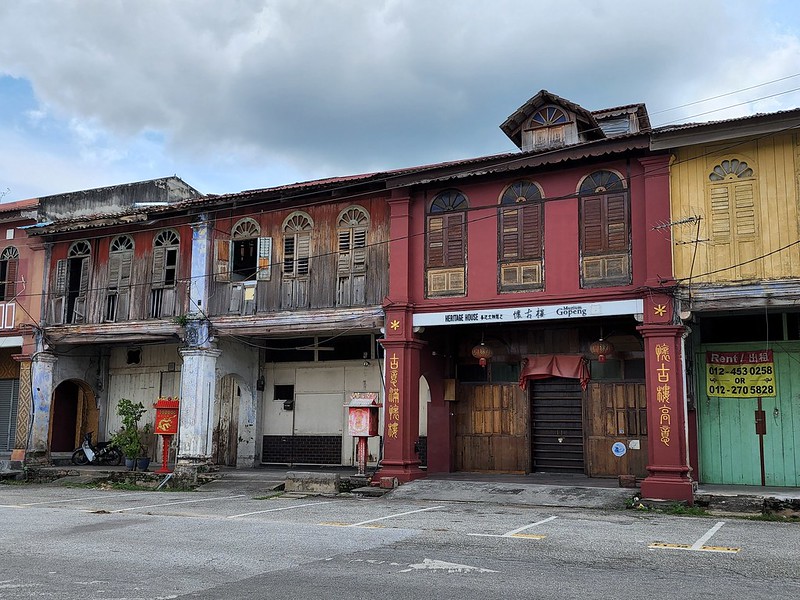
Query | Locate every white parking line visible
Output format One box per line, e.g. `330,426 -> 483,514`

649,520 -> 739,553
111,494 -> 246,513
469,516 -> 557,538
17,492 -> 152,506
691,521 -> 726,550
228,501 -> 334,519
348,505 -> 445,527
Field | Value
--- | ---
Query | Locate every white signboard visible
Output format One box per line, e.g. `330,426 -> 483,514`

412,299 -> 643,327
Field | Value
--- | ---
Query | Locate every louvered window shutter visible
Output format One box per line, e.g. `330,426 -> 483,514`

151,247 -> 166,287
337,230 -> 352,276
214,239 -> 230,282
283,236 -> 295,275
605,193 -> 629,251
427,216 -> 445,268
581,196 -> 605,254
51,259 -> 67,324
72,257 -> 90,323
521,204 -> 543,260
4,259 -> 17,300
352,227 -> 367,272
444,213 -> 465,267
500,207 -> 522,260
296,232 -> 310,276
733,182 -> 756,237
107,253 -> 122,289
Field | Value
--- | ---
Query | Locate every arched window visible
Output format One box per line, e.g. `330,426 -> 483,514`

0,246 -> 19,302
426,189 -> 468,297
230,218 -> 260,281
150,229 -> 180,318
336,206 -> 370,306
707,158 -> 760,280
525,105 -> 571,150
529,106 -> 568,128
578,169 -> 630,288
52,241 -> 92,324
105,236 -> 134,322
281,212 -> 313,309
282,212 -> 313,278
498,181 -> 544,292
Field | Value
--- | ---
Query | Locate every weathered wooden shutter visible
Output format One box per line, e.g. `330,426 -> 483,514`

581,196 -> 605,254
117,251 -> 132,320
283,236 -> 295,275
352,228 -> 367,272
72,257 -> 90,324
257,237 -> 272,281
50,259 -> 67,324
500,207 -> 521,260
427,216 -> 445,267
445,213 -> 465,267
521,204 -> 543,259
605,193 -> 629,251
229,283 -> 243,313
151,247 -> 166,287
4,258 -> 17,301
296,232 -> 310,276
214,239 -> 230,282
337,229 -> 352,276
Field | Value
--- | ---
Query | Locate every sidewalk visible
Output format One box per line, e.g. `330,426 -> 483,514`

15,463 -> 800,515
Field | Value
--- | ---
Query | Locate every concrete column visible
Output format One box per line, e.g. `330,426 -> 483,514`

28,352 -> 58,455
190,215 -> 211,315
177,346 -> 220,466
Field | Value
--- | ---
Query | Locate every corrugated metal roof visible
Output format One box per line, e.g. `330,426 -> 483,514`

653,107 -> 800,133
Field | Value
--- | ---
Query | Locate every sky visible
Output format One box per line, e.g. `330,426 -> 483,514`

2,0 -> 800,203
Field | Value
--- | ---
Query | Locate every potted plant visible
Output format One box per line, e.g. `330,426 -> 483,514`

110,398 -> 152,471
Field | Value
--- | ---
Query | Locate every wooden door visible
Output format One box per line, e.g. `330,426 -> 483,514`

585,382 -> 648,477
454,384 -> 528,472
213,375 -> 240,467
531,379 -> 584,472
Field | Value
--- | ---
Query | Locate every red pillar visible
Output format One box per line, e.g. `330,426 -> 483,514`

638,294 -> 694,503
377,305 -> 426,483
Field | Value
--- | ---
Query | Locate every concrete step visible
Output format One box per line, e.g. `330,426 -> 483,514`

352,486 -> 389,498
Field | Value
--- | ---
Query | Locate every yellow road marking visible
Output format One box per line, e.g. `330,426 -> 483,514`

510,533 -> 546,539
649,542 -> 740,553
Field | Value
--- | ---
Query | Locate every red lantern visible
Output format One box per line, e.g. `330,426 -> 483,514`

471,342 -> 494,367
589,339 -> 614,363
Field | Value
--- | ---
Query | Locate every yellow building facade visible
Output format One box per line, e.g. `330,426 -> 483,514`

653,113 -> 800,488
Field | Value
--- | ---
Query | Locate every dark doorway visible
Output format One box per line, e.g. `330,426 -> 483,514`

531,378 -> 584,472
50,380 -> 98,452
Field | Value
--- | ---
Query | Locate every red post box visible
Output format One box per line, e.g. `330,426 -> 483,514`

153,396 -> 180,473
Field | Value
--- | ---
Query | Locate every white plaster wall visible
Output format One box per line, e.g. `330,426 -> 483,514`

419,376 -> 430,436
105,344 -> 182,462
262,361 -> 383,465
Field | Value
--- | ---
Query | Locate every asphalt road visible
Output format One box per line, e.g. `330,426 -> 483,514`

1,483 -> 798,599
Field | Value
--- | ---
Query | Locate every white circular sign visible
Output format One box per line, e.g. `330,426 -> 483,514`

611,442 -> 627,457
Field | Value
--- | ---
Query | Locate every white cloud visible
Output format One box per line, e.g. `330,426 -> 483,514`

1,0 -> 799,200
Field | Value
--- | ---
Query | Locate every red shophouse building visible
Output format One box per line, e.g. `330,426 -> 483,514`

377,90 -> 693,502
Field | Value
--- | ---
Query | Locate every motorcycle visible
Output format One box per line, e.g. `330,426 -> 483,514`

71,432 -> 123,466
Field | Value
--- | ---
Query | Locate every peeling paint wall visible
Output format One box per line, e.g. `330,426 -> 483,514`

215,339 -> 259,467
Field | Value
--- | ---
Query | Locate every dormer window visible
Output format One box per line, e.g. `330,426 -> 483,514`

523,105 -> 576,151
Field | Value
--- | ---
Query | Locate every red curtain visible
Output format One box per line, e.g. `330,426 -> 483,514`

518,354 -> 590,390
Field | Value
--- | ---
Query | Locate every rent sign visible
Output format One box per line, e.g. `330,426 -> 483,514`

706,350 -> 777,398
